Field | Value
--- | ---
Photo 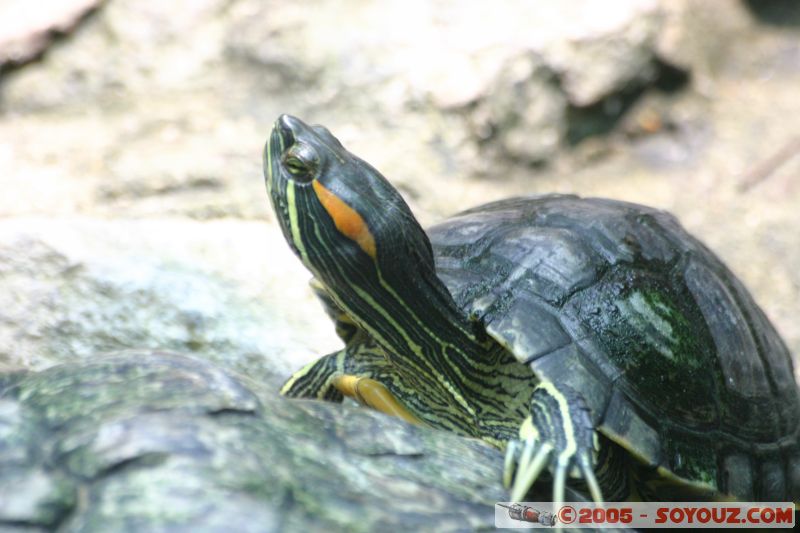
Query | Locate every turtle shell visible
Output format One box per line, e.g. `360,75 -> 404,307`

428,194 -> 800,500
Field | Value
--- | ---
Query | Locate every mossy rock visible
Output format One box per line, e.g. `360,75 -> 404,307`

0,351 -> 505,532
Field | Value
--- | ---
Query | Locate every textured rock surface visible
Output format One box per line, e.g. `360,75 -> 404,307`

467,55 -> 568,163
225,0 -> 664,160
0,218 -> 338,377
1,0 -> 665,164
0,0 -> 101,67
0,352 -> 505,532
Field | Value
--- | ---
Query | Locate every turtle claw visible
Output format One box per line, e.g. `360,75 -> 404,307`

504,383 -> 605,504
506,438 -> 553,502
503,439 -> 518,489
505,436 -> 604,504
553,457 -> 567,508
578,451 -> 604,505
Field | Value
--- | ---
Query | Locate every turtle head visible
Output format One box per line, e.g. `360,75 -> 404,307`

265,115 -> 489,433
264,114 -> 436,298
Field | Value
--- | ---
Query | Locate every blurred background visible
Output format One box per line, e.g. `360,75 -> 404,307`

1,0 -> 798,386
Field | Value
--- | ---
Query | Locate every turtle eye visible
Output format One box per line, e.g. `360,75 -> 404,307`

281,143 -> 319,183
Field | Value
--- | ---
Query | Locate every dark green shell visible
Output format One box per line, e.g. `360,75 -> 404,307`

429,194 -> 800,500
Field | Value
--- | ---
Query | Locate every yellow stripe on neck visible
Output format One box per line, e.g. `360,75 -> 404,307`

312,180 -> 377,259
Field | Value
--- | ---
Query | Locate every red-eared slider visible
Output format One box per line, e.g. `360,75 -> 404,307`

265,114 -> 800,504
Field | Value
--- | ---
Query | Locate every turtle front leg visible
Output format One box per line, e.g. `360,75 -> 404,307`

504,381 -> 603,505
281,343 -> 422,426
332,375 -> 423,425
280,349 -> 348,401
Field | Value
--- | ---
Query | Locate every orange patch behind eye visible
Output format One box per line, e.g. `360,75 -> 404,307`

312,181 -> 377,259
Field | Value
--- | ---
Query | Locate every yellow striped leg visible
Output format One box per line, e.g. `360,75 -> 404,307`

281,349 -> 422,426
280,350 -> 347,401
504,382 -> 603,505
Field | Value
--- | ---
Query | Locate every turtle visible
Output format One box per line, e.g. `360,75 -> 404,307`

264,114 -> 800,504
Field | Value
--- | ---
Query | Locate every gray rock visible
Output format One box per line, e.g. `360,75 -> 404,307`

655,0 -> 752,84
227,0 -> 662,106
0,217 -> 339,380
0,352 -> 505,532
2,0 -> 664,164
468,55 -> 567,163
224,0 -> 663,162
1,0 -> 230,110
538,0 -> 662,106
0,0 -> 101,67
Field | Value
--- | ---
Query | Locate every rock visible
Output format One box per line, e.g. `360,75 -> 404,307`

2,0 -> 663,113
0,0 -> 101,68
1,0 -> 230,110
539,0 -> 662,106
654,0 -> 754,89
0,352 -> 505,532
229,0 -> 663,104
1,0 -> 667,166
0,217 -> 339,380
467,54 -> 567,163
225,0 -> 663,162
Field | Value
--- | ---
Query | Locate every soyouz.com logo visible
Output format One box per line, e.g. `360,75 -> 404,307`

494,502 -> 795,528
